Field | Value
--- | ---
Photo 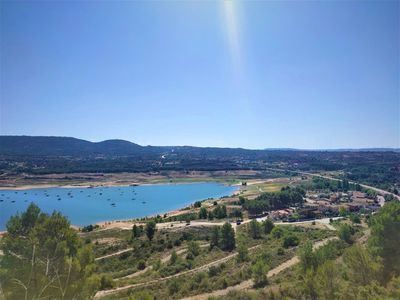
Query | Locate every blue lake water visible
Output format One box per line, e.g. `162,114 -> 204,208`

0,182 -> 237,230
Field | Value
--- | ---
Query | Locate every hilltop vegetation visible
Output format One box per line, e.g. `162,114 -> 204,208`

0,135 -> 399,191
0,204 -> 99,299
220,202 -> 400,300
1,198 -> 399,299
243,186 -> 305,216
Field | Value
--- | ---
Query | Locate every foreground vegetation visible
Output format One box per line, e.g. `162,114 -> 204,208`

218,202 -> 400,300
0,178 -> 399,299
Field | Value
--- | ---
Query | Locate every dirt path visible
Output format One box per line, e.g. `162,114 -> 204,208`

180,237 -> 338,300
94,244 -> 261,299
115,243 -> 210,281
95,247 -> 134,261
95,236 -> 336,299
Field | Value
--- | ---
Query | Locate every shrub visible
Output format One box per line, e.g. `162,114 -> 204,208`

194,201 -> 202,208
137,260 -> 146,270
338,223 -> 354,244
249,219 -> 262,239
167,278 -> 180,295
271,227 -> 284,239
283,235 -> 300,248
252,259 -> 269,287
208,265 -> 221,277
263,219 -> 274,234
100,275 -> 115,290
170,250 -> 178,265
188,240 -> 200,257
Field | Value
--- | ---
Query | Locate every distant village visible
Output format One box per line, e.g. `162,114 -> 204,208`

267,190 -> 383,222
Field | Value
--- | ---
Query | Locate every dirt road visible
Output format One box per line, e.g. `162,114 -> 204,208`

180,237 -> 338,300
94,244 -> 261,299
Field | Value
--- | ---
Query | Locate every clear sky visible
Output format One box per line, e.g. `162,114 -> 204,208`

1,1 -> 399,149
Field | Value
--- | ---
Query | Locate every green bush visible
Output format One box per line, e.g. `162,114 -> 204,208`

100,275 -> 115,290
283,235 -> 300,248
271,227 -> 284,239
137,260 -> 146,270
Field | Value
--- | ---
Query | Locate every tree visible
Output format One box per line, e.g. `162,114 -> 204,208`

298,241 -> 315,272
283,235 -> 299,248
262,219 -> 274,234
130,290 -> 154,300
252,259 -> 269,287
0,203 -> 98,299
315,260 -> 341,300
100,275 -> 115,290
338,223 -> 354,244
249,219 -> 261,239
368,202 -> 400,281
132,224 -> 142,239
145,221 -> 156,241
187,241 -> 200,257
239,196 -> 246,205
343,245 -> 380,286
236,243 -> 249,263
301,269 -> 318,300
198,207 -> 208,219
220,223 -> 235,251
229,209 -> 243,219
349,213 -> 361,224
213,205 -> 227,219
169,250 -> 178,265
137,260 -> 146,270
210,226 -> 220,249
271,226 -> 284,239
194,201 -> 202,208
167,278 -> 180,295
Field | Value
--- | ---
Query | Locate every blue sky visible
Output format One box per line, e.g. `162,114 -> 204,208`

1,1 -> 399,149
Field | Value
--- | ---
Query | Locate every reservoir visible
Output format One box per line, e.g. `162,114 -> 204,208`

0,182 -> 237,230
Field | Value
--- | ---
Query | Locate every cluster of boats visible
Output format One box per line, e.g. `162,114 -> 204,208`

0,186 -> 149,207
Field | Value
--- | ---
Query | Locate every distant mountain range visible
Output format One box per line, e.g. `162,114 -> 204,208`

0,136 -> 398,156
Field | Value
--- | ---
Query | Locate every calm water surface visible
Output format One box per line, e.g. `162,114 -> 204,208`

0,182 -> 237,230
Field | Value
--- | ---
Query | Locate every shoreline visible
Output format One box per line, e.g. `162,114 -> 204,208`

0,179 -> 237,191
93,186 -> 241,230
0,181 -> 242,232
0,170 -> 257,191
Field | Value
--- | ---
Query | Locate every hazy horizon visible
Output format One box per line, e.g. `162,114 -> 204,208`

1,1 -> 399,149
1,134 -> 400,151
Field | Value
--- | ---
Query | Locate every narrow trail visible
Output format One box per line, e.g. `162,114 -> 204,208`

94,216 -> 338,295
182,227 -> 370,300
95,247 -> 134,261
94,244 -> 261,299
180,237 -> 338,300
115,243 -> 210,281
94,236 -> 336,299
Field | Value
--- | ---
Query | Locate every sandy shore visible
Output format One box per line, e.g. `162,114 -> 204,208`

93,187 -> 243,231
1,179 -> 244,232
0,170 -> 263,191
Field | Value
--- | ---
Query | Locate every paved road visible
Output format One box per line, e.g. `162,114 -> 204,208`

264,167 -> 400,201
